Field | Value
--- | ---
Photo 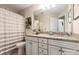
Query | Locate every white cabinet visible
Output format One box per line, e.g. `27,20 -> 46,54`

39,38 -> 47,43
26,40 -> 32,55
25,36 -> 79,55
49,39 -> 77,50
48,45 -> 79,55
31,42 -> 38,55
39,48 -> 47,55
26,36 -> 38,42
38,38 -> 48,55
62,48 -> 79,55
49,45 -> 61,55
26,40 -> 38,55
48,39 -> 79,55
39,43 -> 47,49
26,36 -> 38,55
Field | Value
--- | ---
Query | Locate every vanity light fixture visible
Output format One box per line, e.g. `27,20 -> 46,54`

40,4 -> 55,10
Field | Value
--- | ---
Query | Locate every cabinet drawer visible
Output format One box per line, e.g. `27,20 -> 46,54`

32,37 -> 38,42
62,48 -> 79,55
49,39 -> 77,50
25,36 -> 31,40
75,42 -> 79,49
39,38 -> 47,43
26,36 -> 38,42
39,43 -> 47,49
39,48 -> 47,55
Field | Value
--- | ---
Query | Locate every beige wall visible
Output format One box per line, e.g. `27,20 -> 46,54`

73,18 -> 79,34
20,4 -> 79,34
36,12 -> 58,32
19,5 -> 41,30
60,4 -> 73,34
2,4 -> 79,35
19,4 -> 59,31
36,12 -> 50,32
19,4 -> 70,33
66,4 -> 79,35
65,5 -> 73,34
65,4 -> 79,35
0,5 -> 18,13
73,5 -> 79,34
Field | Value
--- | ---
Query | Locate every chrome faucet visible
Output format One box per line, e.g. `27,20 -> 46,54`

64,32 -> 72,36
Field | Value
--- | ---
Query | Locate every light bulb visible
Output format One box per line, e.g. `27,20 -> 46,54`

40,4 -> 46,10
40,4 -> 55,10
51,4 -> 55,7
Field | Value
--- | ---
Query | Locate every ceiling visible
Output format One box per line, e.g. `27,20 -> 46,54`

1,4 -> 68,16
34,4 -> 68,16
2,4 -> 32,12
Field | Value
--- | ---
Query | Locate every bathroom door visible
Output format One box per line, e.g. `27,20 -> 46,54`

49,17 -> 58,32
58,19 -> 64,32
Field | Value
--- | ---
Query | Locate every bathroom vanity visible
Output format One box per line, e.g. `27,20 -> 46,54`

25,5 -> 79,55
25,34 -> 79,55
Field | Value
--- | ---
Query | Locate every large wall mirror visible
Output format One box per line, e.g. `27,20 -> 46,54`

33,4 -> 68,34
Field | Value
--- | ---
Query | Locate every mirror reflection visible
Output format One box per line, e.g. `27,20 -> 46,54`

33,4 -> 69,35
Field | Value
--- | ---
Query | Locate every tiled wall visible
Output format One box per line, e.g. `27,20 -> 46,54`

0,8 -> 25,55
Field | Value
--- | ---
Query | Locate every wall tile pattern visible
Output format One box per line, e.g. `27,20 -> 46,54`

0,8 -> 25,55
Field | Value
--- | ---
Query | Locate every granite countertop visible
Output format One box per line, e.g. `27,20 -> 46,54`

26,33 -> 79,42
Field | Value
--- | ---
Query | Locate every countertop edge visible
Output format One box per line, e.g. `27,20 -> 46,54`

25,34 -> 79,43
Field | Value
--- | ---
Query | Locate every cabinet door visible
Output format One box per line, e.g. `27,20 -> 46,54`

39,48 -> 47,55
49,45 -> 61,55
39,38 -> 47,44
31,42 -> 38,55
62,48 -> 79,55
26,40 -> 38,55
26,40 -> 32,55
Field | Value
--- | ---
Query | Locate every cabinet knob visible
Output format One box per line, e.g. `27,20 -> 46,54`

59,49 -> 62,52
30,42 -> 32,44
42,40 -> 43,42
59,49 -> 64,53
61,50 -> 64,53
42,50 -> 44,52
42,45 -> 43,47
